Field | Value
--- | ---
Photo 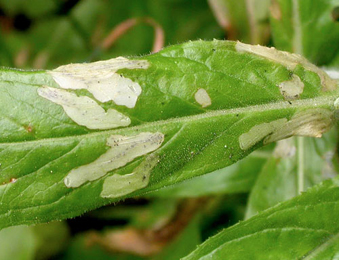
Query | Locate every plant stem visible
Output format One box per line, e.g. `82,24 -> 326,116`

297,136 -> 304,194
292,0 -> 303,55
246,0 -> 259,44
292,0 -> 305,194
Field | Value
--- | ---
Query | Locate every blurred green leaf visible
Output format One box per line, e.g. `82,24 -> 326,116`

93,199 -> 178,230
245,129 -> 338,219
32,221 -> 70,260
0,0 -> 56,18
0,225 -> 36,260
0,32 -> 14,67
199,195 -> 248,241
245,139 -> 298,219
0,221 -> 68,260
270,0 -> 339,64
183,174 -> 339,259
149,148 -> 271,198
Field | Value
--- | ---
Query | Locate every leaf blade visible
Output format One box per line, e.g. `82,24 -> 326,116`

0,40 -> 337,229
182,175 -> 339,260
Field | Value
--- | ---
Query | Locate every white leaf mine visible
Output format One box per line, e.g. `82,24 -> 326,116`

239,118 -> 287,150
100,154 -> 159,198
64,132 -> 164,188
279,74 -> 304,100
239,108 -> 333,150
38,86 -> 131,129
265,108 -> 333,143
235,41 -> 337,91
194,88 -> 212,108
49,57 -> 149,108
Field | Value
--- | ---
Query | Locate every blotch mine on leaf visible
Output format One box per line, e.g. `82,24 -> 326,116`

235,41 -> 337,91
265,108 -> 333,144
100,154 -> 159,198
239,108 -> 333,150
194,88 -> 212,107
48,57 -> 149,108
64,132 -> 164,188
37,86 -> 131,129
278,74 -> 304,100
239,118 -> 287,150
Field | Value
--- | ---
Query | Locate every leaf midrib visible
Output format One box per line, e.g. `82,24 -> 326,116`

0,95 -> 336,146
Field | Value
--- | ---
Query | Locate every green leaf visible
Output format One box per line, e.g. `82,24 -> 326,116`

0,40 -> 338,229
245,139 -> 299,219
245,129 -> 338,219
183,175 -> 339,260
270,0 -> 339,64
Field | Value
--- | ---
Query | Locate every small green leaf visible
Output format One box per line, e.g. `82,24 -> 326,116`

0,40 -> 338,229
183,175 -> 339,259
